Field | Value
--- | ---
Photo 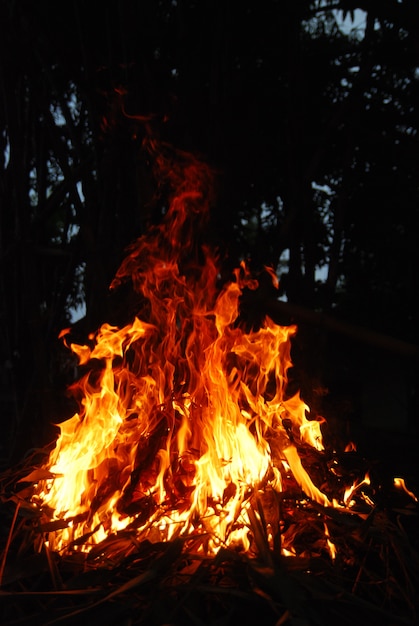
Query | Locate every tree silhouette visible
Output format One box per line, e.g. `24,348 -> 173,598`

1,0 -> 418,461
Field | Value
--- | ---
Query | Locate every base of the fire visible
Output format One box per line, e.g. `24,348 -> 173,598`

1,443 -> 418,626
26,434 -> 384,560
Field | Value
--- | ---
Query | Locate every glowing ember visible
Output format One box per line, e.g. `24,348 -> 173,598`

34,141 -> 341,556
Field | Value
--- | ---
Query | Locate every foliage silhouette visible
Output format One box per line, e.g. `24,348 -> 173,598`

0,0 -> 418,460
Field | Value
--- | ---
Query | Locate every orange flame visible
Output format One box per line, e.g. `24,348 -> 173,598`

394,477 -> 418,502
36,144 -> 331,554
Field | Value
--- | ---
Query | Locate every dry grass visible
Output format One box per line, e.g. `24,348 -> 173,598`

1,446 -> 418,626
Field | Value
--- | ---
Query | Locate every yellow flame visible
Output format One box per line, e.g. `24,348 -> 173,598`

343,473 -> 371,507
324,522 -> 337,560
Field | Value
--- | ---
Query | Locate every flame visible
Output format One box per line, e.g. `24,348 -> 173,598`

35,142 -> 333,555
394,477 -> 418,502
343,472 -> 372,508
324,523 -> 337,561
344,441 -> 356,452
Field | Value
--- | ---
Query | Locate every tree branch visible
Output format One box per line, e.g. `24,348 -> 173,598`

266,299 -> 419,359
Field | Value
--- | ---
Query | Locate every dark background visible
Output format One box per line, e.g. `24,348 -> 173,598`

1,0 -> 418,482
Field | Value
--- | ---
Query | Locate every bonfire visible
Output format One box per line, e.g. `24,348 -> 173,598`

1,136 -> 418,626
